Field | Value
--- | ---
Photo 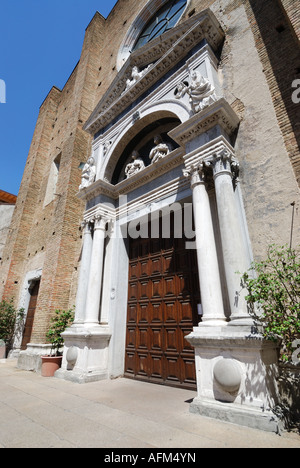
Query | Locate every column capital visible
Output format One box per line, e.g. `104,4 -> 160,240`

91,215 -> 108,232
183,163 -> 206,189
81,220 -> 93,234
205,149 -> 239,182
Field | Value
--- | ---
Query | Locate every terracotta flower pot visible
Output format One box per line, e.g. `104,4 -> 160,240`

41,355 -> 63,377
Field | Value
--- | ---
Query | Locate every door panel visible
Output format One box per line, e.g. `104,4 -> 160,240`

21,281 -> 40,351
125,217 -> 200,389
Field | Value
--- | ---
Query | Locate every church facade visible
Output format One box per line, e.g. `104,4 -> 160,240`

1,0 -> 299,432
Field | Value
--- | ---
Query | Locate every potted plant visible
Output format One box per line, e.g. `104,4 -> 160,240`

41,308 -> 74,377
0,299 -> 24,359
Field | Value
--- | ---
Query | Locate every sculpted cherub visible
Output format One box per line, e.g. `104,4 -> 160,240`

149,135 -> 170,164
124,64 -> 152,92
175,70 -> 217,113
125,151 -> 145,178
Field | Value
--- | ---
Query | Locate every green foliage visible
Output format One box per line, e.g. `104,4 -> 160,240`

0,299 -> 24,348
46,309 -> 74,356
241,245 -> 300,362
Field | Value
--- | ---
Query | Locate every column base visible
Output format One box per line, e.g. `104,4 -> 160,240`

199,317 -> 228,327
227,316 -> 255,327
56,324 -> 111,384
186,326 -> 282,433
55,368 -> 108,384
190,397 -> 282,433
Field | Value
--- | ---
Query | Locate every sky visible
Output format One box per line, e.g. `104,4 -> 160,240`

0,0 -> 118,196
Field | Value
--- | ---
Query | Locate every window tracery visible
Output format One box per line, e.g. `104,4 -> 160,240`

132,0 -> 188,51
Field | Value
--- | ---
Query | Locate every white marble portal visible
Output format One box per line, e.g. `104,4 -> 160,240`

57,10 -> 281,432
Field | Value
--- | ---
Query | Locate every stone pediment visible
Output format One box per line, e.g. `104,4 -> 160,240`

84,9 -> 224,136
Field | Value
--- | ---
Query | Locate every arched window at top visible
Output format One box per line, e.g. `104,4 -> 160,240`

132,0 -> 188,52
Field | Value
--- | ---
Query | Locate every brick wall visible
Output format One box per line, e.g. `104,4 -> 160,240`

242,0 -> 300,186
0,13 -> 107,342
1,0 -> 299,344
279,0 -> 300,42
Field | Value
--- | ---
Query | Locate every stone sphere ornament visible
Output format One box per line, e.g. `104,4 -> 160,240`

213,358 -> 242,393
66,346 -> 78,367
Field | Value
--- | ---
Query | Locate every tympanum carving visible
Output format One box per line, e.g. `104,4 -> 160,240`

125,151 -> 145,178
149,135 -> 170,164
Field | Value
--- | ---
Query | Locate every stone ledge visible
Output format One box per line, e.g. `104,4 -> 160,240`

17,344 -> 53,374
55,368 -> 108,384
190,397 -> 282,434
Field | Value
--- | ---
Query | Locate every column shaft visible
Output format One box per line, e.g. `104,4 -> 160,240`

209,151 -> 252,325
74,221 -> 93,324
84,216 -> 107,326
185,165 -> 226,326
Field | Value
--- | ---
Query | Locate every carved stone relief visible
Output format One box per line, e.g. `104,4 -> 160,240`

79,156 -> 96,190
124,65 -> 152,93
149,135 -> 171,164
175,70 -> 217,114
125,151 -> 145,178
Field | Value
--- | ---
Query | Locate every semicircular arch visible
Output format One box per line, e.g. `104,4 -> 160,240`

102,105 -> 187,184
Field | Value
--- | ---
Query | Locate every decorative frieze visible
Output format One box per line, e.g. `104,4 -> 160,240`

169,98 -> 240,147
84,10 -> 224,135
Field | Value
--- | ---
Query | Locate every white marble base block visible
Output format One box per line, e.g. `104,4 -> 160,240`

55,325 -> 111,384
186,326 -> 282,433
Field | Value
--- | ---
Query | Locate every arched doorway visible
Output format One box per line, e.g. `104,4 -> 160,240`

124,210 -> 200,389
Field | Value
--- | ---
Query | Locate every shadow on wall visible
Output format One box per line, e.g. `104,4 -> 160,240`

247,0 -> 300,182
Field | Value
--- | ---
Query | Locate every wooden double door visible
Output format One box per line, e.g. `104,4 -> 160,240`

125,218 -> 200,389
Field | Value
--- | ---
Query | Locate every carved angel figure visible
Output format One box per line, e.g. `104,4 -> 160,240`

124,64 -> 152,92
125,151 -> 145,178
149,135 -> 170,164
79,156 -> 96,190
176,71 -> 217,113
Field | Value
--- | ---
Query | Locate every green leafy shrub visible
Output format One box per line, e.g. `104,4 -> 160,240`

46,309 -> 74,356
241,245 -> 300,362
0,299 -> 24,350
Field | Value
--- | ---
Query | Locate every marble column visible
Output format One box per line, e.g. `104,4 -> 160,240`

74,221 -> 93,324
206,150 -> 252,325
84,215 -> 107,326
184,164 -> 226,326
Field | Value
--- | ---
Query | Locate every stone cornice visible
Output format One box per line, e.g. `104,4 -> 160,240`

183,135 -> 236,170
169,98 -> 240,147
83,9 -> 224,136
77,147 -> 185,203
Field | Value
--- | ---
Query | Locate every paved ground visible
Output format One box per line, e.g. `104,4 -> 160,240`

0,359 -> 300,449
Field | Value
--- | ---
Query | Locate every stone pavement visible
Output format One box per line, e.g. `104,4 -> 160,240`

0,359 -> 300,449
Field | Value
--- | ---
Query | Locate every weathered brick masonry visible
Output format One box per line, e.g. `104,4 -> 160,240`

0,0 -> 299,345
243,0 -> 300,185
